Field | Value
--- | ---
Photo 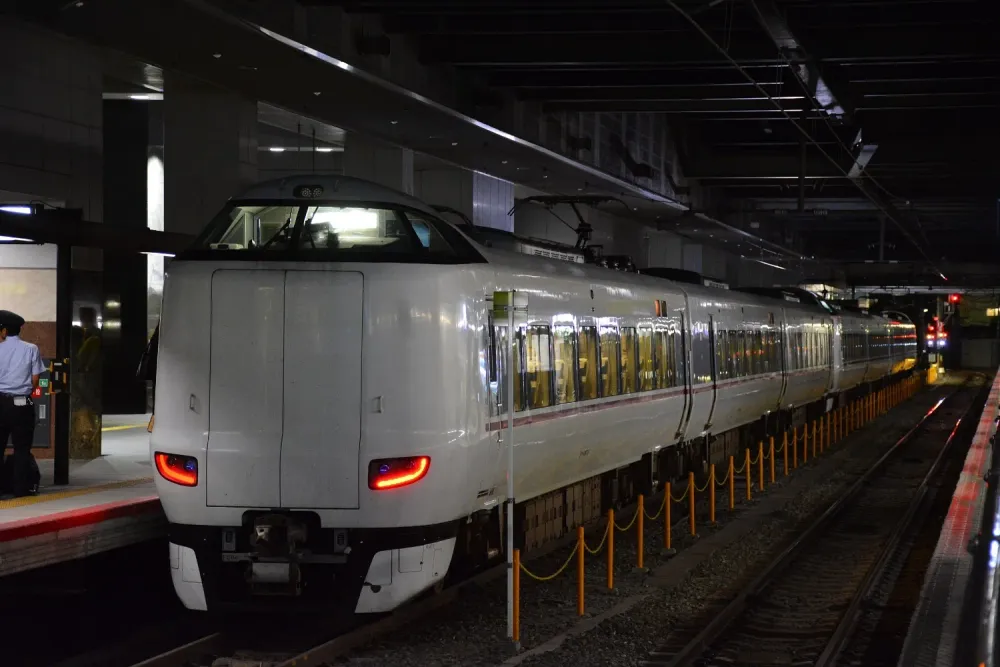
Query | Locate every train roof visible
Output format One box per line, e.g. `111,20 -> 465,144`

226,175 -> 896,325
233,175 -> 441,217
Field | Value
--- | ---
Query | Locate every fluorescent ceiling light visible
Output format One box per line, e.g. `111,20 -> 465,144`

141,251 -> 176,258
102,92 -> 164,101
269,147 -> 285,152
316,147 -> 334,153
0,206 -> 33,241
755,259 -> 787,271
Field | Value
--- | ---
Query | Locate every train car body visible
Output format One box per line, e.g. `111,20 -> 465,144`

151,175 -> 916,614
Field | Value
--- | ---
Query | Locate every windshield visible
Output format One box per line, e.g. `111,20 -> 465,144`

185,200 -> 483,263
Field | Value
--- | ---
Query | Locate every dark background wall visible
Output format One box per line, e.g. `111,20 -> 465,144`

101,100 -> 150,414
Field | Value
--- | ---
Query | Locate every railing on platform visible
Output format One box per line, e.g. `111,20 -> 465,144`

510,375 -> 923,643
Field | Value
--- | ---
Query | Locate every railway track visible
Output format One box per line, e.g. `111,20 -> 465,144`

125,377 -> 965,667
643,375 -> 986,667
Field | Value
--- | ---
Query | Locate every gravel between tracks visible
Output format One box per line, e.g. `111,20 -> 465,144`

327,376 -> 961,667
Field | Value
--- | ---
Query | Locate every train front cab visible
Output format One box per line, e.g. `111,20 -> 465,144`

151,191 -> 493,613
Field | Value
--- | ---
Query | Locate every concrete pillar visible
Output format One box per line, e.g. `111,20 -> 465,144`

163,72 -> 257,236
415,168 -> 514,232
342,133 -> 413,195
101,100 -> 149,415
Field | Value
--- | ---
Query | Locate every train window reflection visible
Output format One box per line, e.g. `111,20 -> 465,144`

525,325 -> 553,409
638,328 -> 655,391
553,325 -> 577,404
578,326 -> 600,400
621,328 -> 637,394
600,327 -> 621,397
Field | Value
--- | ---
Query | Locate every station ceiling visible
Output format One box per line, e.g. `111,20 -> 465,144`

8,0 -> 1000,287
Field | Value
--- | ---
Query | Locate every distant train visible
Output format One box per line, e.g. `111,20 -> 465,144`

150,175 -> 917,613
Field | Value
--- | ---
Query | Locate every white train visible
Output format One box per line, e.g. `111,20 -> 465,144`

150,175 -> 917,613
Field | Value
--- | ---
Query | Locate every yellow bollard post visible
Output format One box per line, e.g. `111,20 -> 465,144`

577,526 -> 585,616
819,415 -> 824,453
689,471 -> 696,536
793,426 -> 798,469
664,482 -> 672,550
745,448 -> 752,500
709,464 -> 716,524
728,456 -> 735,510
637,494 -> 644,570
826,413 -> 831,450
758,441 -> 764,491
812,420 -> 817,458
783,431 -> 789,476
769,436 -> 776,484
513,548 -> 521,642
803,423 -> 809,463
607,509 -> 614,590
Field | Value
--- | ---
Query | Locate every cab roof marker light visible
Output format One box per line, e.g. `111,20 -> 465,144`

155,452 -> 198,487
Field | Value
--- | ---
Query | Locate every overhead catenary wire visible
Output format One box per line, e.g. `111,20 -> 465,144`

662,0 -> 943,277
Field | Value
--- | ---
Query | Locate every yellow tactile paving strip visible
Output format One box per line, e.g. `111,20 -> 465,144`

101,424 -> 145,432
0,477 -> 154,510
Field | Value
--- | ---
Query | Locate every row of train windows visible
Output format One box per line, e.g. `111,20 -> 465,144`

713,330 -> 781,380
491,324 -> 685,413
788,330 -> 831,371
842,332 -> 919,364
713,329 -> 830,379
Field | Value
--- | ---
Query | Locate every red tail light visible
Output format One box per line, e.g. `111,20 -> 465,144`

368,456 -> 430,490
155,452 -> 198,487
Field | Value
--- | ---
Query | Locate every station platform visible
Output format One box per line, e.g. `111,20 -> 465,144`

897,368 -> 1000,667
0,414 -> 165,577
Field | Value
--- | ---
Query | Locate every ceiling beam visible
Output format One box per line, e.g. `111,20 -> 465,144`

749,0 -> 852,120
418,32 -> 782,66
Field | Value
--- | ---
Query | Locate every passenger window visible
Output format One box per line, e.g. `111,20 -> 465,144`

621,327 -> 637,394
524,325 -> 553,409
654,331 -> 668,389
553,325 -> 577,405
638,328 -> 654,391
728,330 -> 741,378
715,329 -> 728,380
600,327 -> 621,396
578,326 -> 600,400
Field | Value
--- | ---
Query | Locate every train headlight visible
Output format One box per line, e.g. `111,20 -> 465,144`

368,456 -> 431,490
154,452 -> 198,487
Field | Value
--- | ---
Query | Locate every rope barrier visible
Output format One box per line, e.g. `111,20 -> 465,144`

510,374 -> 918,639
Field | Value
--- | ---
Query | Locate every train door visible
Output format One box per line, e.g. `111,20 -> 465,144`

482,303 -> 507,502
704,314 -> 719,431
675,311 -> 693,440
279,270 -> 364,509
776,310 -> 788,407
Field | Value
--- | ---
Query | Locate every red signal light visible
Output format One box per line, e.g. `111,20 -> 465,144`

948,293 -> 960,304
368,456 -> 431,490
154,452 -> 198,487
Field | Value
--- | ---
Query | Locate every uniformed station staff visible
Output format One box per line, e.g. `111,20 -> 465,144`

0,310 -> 44,497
